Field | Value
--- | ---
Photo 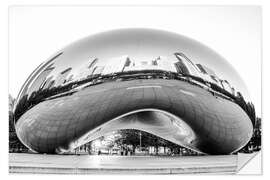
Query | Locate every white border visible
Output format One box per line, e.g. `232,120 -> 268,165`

1,0 -> 268,179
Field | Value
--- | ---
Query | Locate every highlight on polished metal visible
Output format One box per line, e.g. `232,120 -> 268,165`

14,28 -> 256,155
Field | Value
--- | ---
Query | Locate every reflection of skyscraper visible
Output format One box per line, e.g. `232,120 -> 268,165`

66,74 -> 74,83
174,53 -> 200,76
17,52 -> 63,100
196,63 -> 235,94
196,64 -> 207,74
155,56 -> 176,72
123,56 -> 176,72
141,61 -> 148,65
196,64 -> 216,77
27,64 -> 55,95
196,63 -> 223,87
46,80 -> 55,89
88,58 -> 99,75
174,61 -> 189,75
54,67 -> 72,86
92,66 -> 105,75
43,76 -> 55,89
74,58 -> 99,80
41,76 -> 53,89
231,87 -> 236,96
88,58 -> 98,69
121,57 -> 131,72
152,59 -> 158,65
102,56 -> 130,75
221,80 -> 234,94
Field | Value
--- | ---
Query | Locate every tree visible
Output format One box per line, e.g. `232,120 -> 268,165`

115,129 -> 142,153
238,117 -> 261,153
114,129 -> 198,155
9,94 -> 28,153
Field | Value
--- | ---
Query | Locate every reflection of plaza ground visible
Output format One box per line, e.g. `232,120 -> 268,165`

9,153 -> 238,174
16,79 -> 252,155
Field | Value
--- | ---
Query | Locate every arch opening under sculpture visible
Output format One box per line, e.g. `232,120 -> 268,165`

64,109 -> 202,155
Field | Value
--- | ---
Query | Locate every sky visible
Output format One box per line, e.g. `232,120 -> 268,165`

8,6 -> 261,115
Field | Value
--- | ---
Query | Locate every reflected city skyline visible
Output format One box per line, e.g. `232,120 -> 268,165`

15,51 -> 255,124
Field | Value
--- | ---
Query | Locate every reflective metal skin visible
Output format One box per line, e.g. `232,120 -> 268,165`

14,29 -> 255,155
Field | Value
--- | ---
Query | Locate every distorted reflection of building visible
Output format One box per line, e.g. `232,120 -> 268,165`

174,53 -> 201,77
196,64 -> 223,87
102,55 -> 131,74
16,52 -> 63,100
26,63 -> 55,95
124,56 -> 176,72
74,58 -> 99,81
54,67 -> 72,87
92,66 -> 105,76
174,60 -> 190,75
221,80 -> 235,95
40,76 -> 54,89
65,74 -> 74,84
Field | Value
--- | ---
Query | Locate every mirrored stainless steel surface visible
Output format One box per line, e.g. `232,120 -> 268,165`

14,28 -> 255,154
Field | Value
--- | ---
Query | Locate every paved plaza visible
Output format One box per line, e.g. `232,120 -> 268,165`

9,153 -> 238,174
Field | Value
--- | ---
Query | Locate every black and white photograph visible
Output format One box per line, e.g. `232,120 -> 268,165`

7,5 -> 261,175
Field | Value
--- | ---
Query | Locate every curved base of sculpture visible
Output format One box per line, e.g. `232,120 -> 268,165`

15,79 -> 253,155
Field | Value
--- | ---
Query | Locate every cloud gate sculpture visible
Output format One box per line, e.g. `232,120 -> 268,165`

14,29 -> 255,155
